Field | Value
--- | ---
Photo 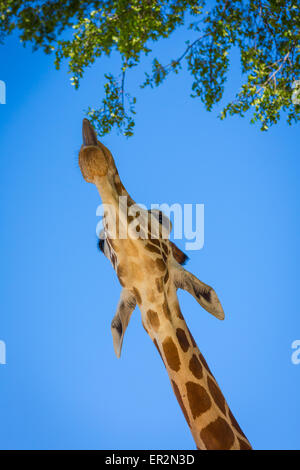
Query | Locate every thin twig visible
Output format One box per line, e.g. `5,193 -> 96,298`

257,51 -> 290,94
121,70 -> 125,108
120,59 -> 128,109
156,33 -> 208,78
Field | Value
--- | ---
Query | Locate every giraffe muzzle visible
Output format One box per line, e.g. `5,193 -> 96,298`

82,118 -> 98,146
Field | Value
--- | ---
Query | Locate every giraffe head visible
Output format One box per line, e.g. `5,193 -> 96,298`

79,118 -> 224,328
79,118 -> 117,184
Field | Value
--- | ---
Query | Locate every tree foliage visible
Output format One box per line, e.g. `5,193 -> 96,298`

0,0 -> 299,136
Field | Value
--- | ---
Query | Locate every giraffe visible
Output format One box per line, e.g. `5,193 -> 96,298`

78,118 -> 252,450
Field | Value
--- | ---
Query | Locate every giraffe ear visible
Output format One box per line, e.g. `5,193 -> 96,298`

111,289 -> 137,358
170,241 -> 189,265
174,266 -> 225,320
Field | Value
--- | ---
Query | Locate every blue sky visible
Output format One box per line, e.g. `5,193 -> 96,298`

0,20 -> 299,450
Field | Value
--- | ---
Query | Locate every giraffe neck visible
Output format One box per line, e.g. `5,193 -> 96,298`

139,283 -> 252,450
95,173 -> 135,209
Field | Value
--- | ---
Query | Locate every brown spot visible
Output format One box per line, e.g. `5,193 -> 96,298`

198,352 -> 212,374
228,408 -> 247,439
171,380 -> 191,428
186,382 -> 211,419
176,328 -> 190,352
147,309 -> 160,331
132,287 -> 142,305
162,337 -> 181,371
238,438 -> 252,450
189,354 -> 203,379
145,243 -> 161,255
156,258 -> 166,271
128,215 -> 134,224
200,417 -> 235,450
155,277 -> 164,293
162,300 -> 171,321
207,376 -> 226,415
162,251 -> 167,263
164,270 -> 169,284
162,243 -> 169,255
